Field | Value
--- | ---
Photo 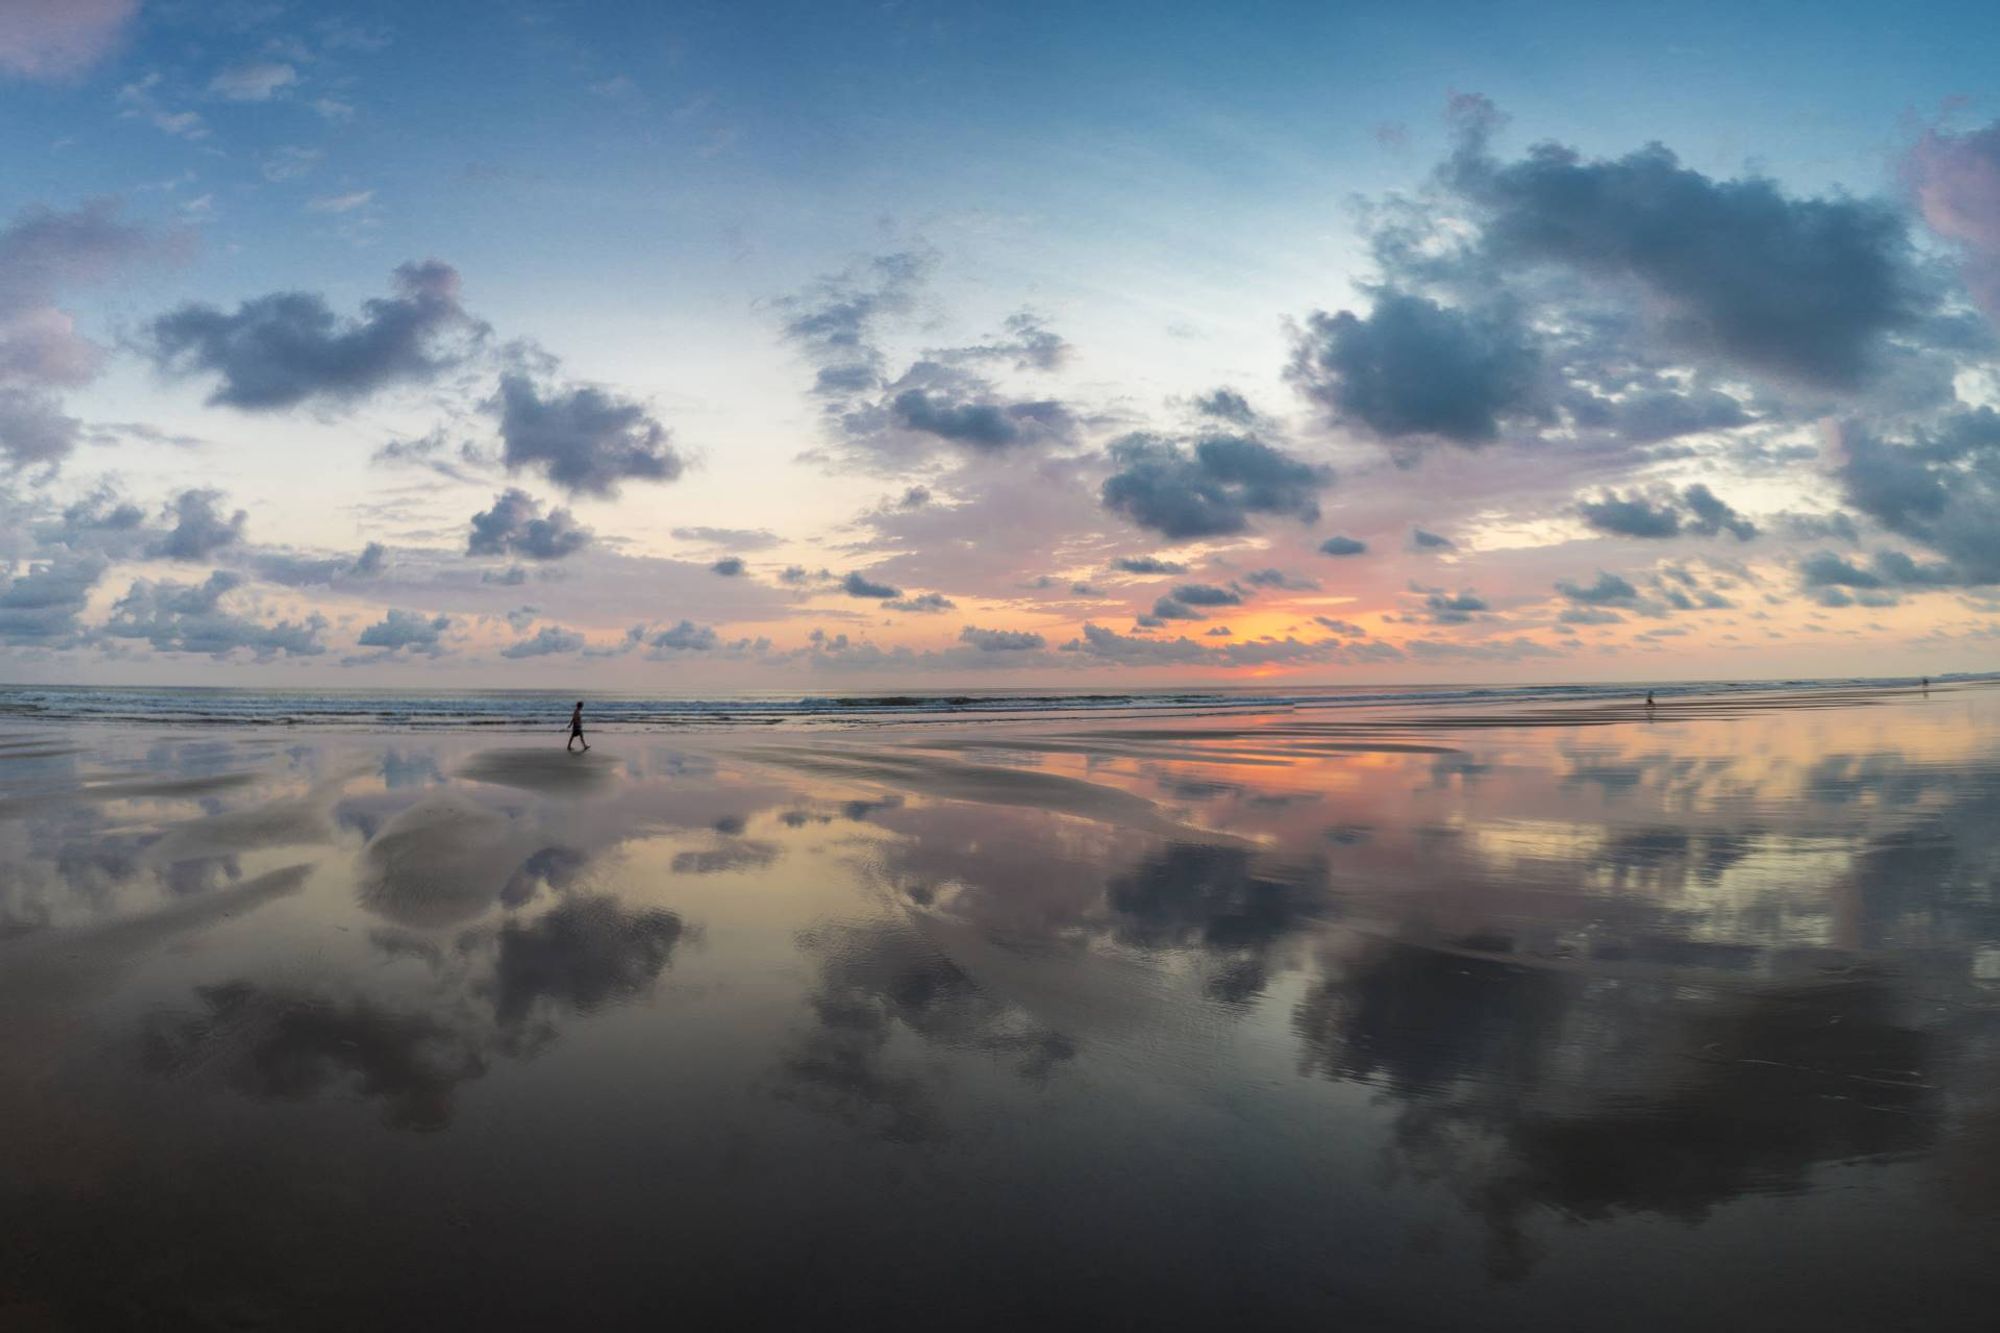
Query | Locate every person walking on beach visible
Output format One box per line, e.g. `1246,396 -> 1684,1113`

566,700 -> 590,752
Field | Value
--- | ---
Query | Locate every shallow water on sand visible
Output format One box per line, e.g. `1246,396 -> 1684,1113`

3,684 -> 1999,1329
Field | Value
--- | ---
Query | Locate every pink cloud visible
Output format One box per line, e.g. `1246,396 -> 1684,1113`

0,0 -> 138,81
1908,121 -> 2000,318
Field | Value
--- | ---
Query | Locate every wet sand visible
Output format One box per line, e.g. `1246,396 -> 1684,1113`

3,683 -> 1999,1329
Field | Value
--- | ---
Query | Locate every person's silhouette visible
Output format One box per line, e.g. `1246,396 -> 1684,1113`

566,700 -> 590,752
1644,690 -> 1655,708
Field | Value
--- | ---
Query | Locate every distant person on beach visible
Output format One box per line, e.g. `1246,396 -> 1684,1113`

1645,691 -> 1655,708
566,700 -> 590,752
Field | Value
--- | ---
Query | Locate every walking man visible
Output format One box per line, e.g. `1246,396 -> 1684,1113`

567,700 -> 590,752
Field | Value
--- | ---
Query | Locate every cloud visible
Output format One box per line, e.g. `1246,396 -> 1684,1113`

1409,527 -> 1456,551
1172,582 -> 1244,607
500,625 -> 586,658
1243,568 -> 1319,591
1908,120 -> 2000,318
0,549 -> 105,646
959,625 -> 1046,651
929,311 -> 1071,372
778,250 -> 930,399
1193,388 -> 1257,425
649,620 -> 718,652
466,488 -> 592,561
672,525 -> 780,551
886,591 -> 955,613
1111,555 -> 1187,575
209,61 -> 298,102
889,388 -> 1073,452
1680,483 -> 1758,540
841,572 -> 900,599
1578,484 -> 1756,541
710,556 -> 745,577
246,542 -> 386,587
146,261 -> 478,410
356,609 -> 451,656
1421,590 -> 1488,624
1148,596 -> 1206,621
1317,535 -> 1367,557
1101,433 -> 1329,540
0,200 -> 166,467
1063,621 -> 1402,669
0,0 -> 137,80
1829,411 -> 2000,582
0,388 -> 79,469
1290,292 -> 1543,443
1448,130 -> 1926,387
104,571 -> 327,658
493,371 -> 683,498
1556,571 -> 1639,604
149,488 -> 246,561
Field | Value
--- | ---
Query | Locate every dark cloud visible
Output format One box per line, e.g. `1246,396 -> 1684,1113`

0,549 -> 105,646
959,625 -> 1046,651
1194,387 -> 1257,424
1578,484 -> 1757,541
148,488 -> 246,561
494,372 -> 683,498
1570,387 -> 1753,444
709,556 -> 745,577
104,571 -> 327,658
1832,411 -> 2000,583
649,620 -> 718,652
1318,535 -> 1367,557
355,609 -> 451,656
0,388 -> 80,469
145,261 -> 478,410
1556,571 -> 1639,604
465,488 -> 591,561
1680,483 -> 1759,540
1100,433 -> 1329,540
1422,590 -> 1488,624
1290,291 -> 1543,443
777,251 -> 929,399
1111,555 -> 1187,575
889,388 -> 1073,452
1148,596 -> 1206,621
929,311 -> 1071,372
1243,568 -> 1319,591
886,591 -> 955,613
248,541 -> 387,586
500,625 -> 585,658
842,571 -> 900,599
1410,527 -> 1456,551
1172,582 -> 1244,607
1449,133 -> 1927,388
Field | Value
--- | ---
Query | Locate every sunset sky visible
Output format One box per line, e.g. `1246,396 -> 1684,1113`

4,0 -> 2000,688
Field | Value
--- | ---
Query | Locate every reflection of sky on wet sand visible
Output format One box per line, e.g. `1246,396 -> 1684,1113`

4,685 -> 2000,1326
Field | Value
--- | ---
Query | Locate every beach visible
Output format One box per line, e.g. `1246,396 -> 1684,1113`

4,680 -> 1999,1329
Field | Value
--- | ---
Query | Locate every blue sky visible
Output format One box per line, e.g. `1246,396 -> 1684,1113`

3,0 -> 1999,685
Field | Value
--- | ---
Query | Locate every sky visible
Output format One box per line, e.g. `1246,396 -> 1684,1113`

3,0 -> 2000,689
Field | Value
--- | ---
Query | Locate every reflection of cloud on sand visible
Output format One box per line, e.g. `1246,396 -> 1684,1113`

142,982 -> 488,1132
1294,940 -> 1942,1277
357,792 -> 519,927
780,920 -> 1074,1142
456,747 -> 618,795
487,895 -> 686,1028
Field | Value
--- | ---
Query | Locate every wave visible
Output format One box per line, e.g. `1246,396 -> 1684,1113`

0,673 -> 1982,731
